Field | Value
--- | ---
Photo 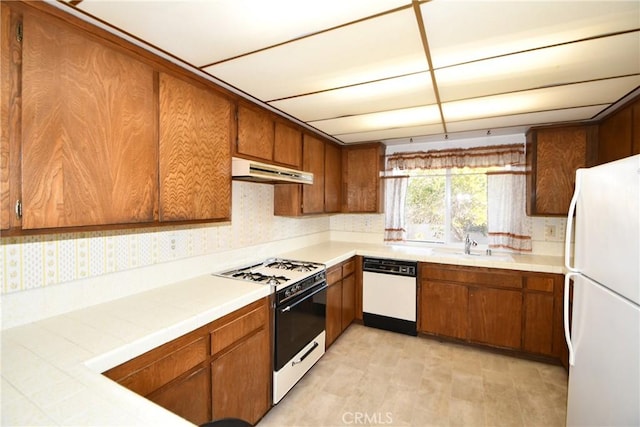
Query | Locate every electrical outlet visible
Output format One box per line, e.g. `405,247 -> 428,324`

544,224 -> 557,239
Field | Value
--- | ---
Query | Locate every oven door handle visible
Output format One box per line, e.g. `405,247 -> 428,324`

280,285 -> 327,313
292,341 -> 319,366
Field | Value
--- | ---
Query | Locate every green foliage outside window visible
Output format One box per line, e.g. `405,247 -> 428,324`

405,168 -> 492,244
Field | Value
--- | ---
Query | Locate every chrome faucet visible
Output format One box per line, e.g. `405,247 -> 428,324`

464,234 -> 478,254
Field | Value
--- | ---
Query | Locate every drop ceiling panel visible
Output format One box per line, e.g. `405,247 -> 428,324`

204,8 -> 427,101
336,123 -> 445,144
436,32 -> 640,102
268,72 -> 435,122
421,1 -> 640,68
442,75 -> 640,122
77,0 -> 411,66
310,104 -> 441,135
446,105 -> 608,133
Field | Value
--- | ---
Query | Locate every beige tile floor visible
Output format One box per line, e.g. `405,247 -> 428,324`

258,324 -> 568,427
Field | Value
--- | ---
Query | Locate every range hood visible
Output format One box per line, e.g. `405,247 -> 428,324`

231,157 -> 313,184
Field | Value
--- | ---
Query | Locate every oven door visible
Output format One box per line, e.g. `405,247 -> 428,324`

275,283 -> 327,371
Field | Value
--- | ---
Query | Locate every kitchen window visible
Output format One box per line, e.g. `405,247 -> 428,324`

384,144 -> 533,252
404,167 -> 504,245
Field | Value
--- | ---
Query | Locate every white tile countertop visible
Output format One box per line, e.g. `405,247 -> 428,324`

279,241 -> 565,274
1,240 -> 563,426
1,275 -> 271,426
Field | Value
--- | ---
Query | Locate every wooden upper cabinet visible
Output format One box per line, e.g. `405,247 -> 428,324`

342,143 -> 384,213
302,134 -> 325,214
274,134 -> 326,216
597,97 -> 640,164
274,121 -> 302,168
20,11 -> 157,229
324,142 -> 342,213
0,3 -> 17,231
236,103 -> 274,161
159,73 -> 232,222
526,125 -> 594,216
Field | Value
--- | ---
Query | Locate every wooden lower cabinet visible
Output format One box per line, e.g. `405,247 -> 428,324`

468,287 -> 522,349
419,262 -> 565,361
325,258 -> 356,348
419,281 -> 468,340
523,292 -> 555,355
341,274 -> 356,331
148,365 -> 211,426
103,298 -> 271,425
211,328 -> 270,424
326,280 -> 343,348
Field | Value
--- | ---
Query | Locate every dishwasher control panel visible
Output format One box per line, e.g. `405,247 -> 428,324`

362,257 -> 417,277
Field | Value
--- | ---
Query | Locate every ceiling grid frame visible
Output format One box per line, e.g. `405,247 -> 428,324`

62,0 -> 640,145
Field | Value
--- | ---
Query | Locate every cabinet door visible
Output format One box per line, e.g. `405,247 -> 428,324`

419,281 -> 468,339
211,328 -> 271,425
341,274 -> 356,331
468,287 -> 522,349
523,292 -> 554,355
148,365 -> 211,426
326,281 -> 342,348
526,126 -> 588,216
598,105 -> 633,164
21,12 -> 157,229
324,142 -> 342,213
301,135 -> 325,214
159,73 -> 232,222
342,144 -> 382,213
0,3 -> 18,231
274,122 -> 301,168
236,104 -> 274,161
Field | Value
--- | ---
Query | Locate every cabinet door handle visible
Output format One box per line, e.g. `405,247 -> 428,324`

14,199 -> 22,220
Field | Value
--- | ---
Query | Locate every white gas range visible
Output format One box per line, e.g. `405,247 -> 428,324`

217,258 -> 327,403
218,258 -> 325,291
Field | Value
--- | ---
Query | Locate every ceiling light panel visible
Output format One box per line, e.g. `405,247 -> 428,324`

442,75 -> 640,122
421,1 -> 640,68
436,32 -> 640,102
446,105 -> 608,134
268,72 -> 435,122
309,104 -> 441,135
77,0 -> 411,66
336,123 -> 445,144
204,8 -> 427,101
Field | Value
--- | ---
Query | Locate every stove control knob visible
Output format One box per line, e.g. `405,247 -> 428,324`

285,289 -> 292,298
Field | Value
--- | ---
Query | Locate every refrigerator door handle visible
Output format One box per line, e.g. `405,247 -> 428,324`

564,272 -> 579,366
564,170 -> 581,273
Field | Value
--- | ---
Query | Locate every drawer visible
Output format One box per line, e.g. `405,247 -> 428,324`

211,302 -> 267,355
326,265 -> 342,285
342,259 -> 355,277
422,264 -> 522,289
114,336 -> 208,397
525,276 -> 554,293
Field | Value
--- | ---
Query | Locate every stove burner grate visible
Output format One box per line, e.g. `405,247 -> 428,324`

267,260 -> 295,270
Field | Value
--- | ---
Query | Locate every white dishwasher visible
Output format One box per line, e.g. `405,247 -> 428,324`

362,257 -> 418,336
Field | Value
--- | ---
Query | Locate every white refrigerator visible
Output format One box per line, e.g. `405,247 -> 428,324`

564,154 -> 640,426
